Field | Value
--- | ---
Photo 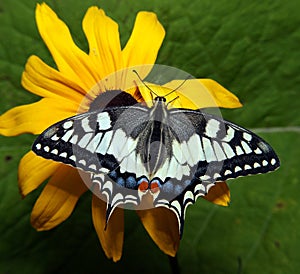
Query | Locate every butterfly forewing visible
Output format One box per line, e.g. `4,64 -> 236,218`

33,106 -> 148,175
169,109 -> 280,181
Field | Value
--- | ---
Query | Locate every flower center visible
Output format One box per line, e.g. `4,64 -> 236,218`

88,90 -> 139,111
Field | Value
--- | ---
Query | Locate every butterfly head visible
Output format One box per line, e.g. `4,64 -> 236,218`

154,96 -> 167,103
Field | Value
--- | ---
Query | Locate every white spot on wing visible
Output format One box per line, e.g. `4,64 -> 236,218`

155,160 -> 170,182
86,132 -> 103,153
59,152 -> 67,158
172,141 -> 185,164
96,131 -> 113,154
202,137 -> 217,162
271,158 -> 276,165
119,137 -> 137,160
213,141 -> 226,161
262,160 -> 268,166
102,181 -> 113,194
235,166 -> 242,172
69,155 -> 76,162
194,183 -> 205,193
235,145 -> 244,155
181,141 -> 193,166
99,167 -> 109,173
180,164 -> 190,177
183,191 -> 194,203
51,149 -> 58,155
79,159 -> 86,166
44,146 -> 50,152
213,173 -> 221,179
107,129 -> 126,158
205,119 -> 220,138
241,141 -> 252,154
111,193 -> 125,210
63,121 -> 73,129
36,143 -> 41,150
61,129 -> 74,142
243,132 -> 252,141
244,164 -> 251,170
69,135 -> 78,144
97,112 -> 111,130
123,151 -> 137,174
222,143 -> 235,159
135,155 -> 147,178
171,200 -> 182,215
81,117 -> 93,132
222,127 -> 235,142
78,133 -> 93,148
253,162 -> 261,168
254,147 -> 263,154
200,175 -> 210,181
120,155 -> 129,174
51,134 -> 60,141
168,157 -> 180,180
187,134 -> 205,163
224,170 -> 232,176
89,164 -> 96,170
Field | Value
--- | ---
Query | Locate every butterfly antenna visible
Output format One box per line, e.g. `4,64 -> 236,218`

164,74 -> 192,97
132,69 -> 159,98
166,96 -> 180,107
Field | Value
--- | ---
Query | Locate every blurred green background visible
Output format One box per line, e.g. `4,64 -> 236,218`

0,0 -> 299,273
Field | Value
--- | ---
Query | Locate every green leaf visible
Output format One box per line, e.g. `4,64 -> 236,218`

0,0 -> 299,274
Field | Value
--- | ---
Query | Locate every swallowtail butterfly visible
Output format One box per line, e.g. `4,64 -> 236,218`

32,89 -> 280,236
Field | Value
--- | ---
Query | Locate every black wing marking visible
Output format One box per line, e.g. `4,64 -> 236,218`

152,108 -> 280,236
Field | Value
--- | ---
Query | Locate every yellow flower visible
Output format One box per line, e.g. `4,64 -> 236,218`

0,3 -> 242,262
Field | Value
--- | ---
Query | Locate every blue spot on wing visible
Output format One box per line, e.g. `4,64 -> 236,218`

116,177 -> 125,187
109,171 -> 118,180
174,184 -> 183,195
161,181 -> 174,193
126,176 -> 137,189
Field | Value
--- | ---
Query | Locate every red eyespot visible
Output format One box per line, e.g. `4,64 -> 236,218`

150,181 -> 160,193
138,180 -> 149,192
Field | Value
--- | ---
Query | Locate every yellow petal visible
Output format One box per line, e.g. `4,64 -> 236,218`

199,79 -> 242,109
122,12 -> 165,78
83,7 -> 123,78
31,165 -> 88,230
159,79 -> 242,109
0,98 -> 78,136
137,207 -> 180,257
18,151 -> 60,197
203,181 -> 230,206
92,195 -> 124,262
22,56 -> 86,101
121,12 -> 165,87
35,3 -> 98,91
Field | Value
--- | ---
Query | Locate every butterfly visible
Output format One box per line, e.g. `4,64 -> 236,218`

32,88 -> 280,236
